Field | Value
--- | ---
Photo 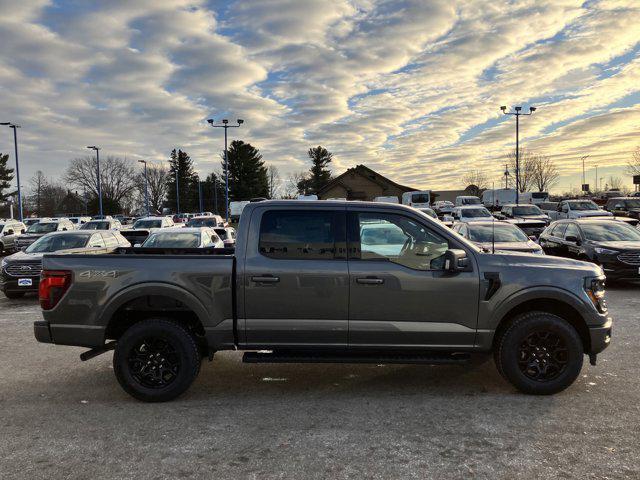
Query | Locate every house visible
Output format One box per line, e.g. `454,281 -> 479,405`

317,164 -> 416,202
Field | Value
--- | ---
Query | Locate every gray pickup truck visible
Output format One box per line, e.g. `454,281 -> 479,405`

34,201 -> 612,402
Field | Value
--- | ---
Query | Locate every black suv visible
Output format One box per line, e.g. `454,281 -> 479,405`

539,218 -> 640,281
605,197 -> 640,221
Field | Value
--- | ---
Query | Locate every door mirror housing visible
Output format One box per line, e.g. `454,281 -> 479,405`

443,249 -> 469,272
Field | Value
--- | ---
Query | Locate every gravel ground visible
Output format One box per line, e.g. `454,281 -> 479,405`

0,286 -> 639,480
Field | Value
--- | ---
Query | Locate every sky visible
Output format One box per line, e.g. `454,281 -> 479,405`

0,0 -> 639,195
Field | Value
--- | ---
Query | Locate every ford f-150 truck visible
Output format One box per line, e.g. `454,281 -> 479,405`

34,201 -> 612,402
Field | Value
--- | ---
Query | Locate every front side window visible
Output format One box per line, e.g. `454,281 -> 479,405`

133,219 -> 162,229
259,210 -> 338,260
564,223 -> 580,240
353,212 -> 449,270
581,222 -> 640,241
81,221 -> 110,230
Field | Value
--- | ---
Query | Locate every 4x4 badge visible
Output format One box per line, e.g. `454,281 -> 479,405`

79,270 -> 118,279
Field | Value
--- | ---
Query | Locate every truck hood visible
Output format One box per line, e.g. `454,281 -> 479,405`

3,250 -> 44,262
479,241 -> 542,253
479,248 -> 602,275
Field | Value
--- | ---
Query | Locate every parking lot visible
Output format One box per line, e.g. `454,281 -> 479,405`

0,286 -> 638,480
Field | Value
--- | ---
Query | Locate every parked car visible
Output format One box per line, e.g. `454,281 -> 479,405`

14,219 -> 76,250
604,197 -> 640,221
80,219 -> 123,231
519,192 -> 550,205
433,200 -> 454,216
172,213 -> 194,224
539,219 -> 640,281
139,227 -> 224,249
452,221 -> 543,255
0,220 -> 26,254
547,199 -> 613,221
68,216 -> 91,226
1,230 -> 130,298
401,190 -> 431,209
23,217 -> 51,227
35,201 -> 611,401
539,202 -> 559,216
455,196 -> 481,207
186,215 -> 225,228
120,216 -> 175,245
214,227 -> 237,247
450,205 -> 494,223
493,204 -> 550,238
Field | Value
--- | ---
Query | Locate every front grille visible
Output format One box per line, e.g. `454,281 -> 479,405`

5,262 -> 42,277
617,252 -> 640,266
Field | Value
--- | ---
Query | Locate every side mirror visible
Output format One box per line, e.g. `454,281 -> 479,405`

565,235 -> 579,244
444,249 -> 469,272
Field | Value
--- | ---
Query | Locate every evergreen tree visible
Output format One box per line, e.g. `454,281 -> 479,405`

0,153 -> 15,202
166,149 -> 199,212
297,146 -> 332,194
222,141 -> 268,201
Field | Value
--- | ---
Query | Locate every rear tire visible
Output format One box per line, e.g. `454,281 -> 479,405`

113,318 -> 201,402
495,312 -> 583,395
3,290 -> 25,299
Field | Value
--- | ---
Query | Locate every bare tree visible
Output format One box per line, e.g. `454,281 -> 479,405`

136,164 -> 169,214
627,146 -> 640,175
608,175 -> 623,190
283,171 -> 307,198
531,154 -> 559,192
462,170 -> 489,190
28,170 -> 48,216
506,148 -> 537,193
266,165 -> 281,199
65,156 -> 137,207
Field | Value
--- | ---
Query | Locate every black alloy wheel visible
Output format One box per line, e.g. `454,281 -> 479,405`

517,330 -> 568,382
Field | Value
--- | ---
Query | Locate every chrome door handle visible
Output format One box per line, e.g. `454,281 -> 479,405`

251,275 -> 280,283
356,277 -> 384,285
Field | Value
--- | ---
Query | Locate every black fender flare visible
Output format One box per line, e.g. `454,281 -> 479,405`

98,282 -> 210,340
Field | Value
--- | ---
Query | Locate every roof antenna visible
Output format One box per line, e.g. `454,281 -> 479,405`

492,181 -> 496,254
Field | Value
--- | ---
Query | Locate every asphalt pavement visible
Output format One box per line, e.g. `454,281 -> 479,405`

1,287 -> 639,479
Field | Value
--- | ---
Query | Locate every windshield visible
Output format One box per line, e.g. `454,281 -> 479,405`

133,219 -> 162,229
460,197 -> 481,205
80,221 -> 109,230
461,208 -> 492,218
581,223 -> 640,242
513,206 -> 542,215
142,232 -> 200,248
26,222 -> 58,233
26,234 -> 89,253
570,201 -> 599,211
411,193 -> 429,203
187,218 -> 217,227
468,224 -> 529,243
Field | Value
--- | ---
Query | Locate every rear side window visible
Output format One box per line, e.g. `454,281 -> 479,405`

550,223 -> 568,237
259,210 -> 340,260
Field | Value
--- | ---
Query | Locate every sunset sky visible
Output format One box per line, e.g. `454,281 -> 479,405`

1,0 -> 639,194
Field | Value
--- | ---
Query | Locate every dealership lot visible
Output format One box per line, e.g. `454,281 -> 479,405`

1,287 -> 639,480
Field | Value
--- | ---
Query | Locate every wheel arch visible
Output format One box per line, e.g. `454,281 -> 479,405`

100,282 -> 210,342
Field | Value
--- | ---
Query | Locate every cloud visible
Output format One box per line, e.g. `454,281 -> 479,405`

0,0 -> 638,195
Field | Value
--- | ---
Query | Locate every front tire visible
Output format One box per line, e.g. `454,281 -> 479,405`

113,318 -> 201,402
495,312 -> 583,395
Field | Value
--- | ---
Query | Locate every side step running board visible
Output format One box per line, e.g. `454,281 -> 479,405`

243,351 -> 470,365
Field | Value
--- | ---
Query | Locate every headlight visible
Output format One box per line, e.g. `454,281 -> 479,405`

584,276 -> 607,313
594,247 -> 619,255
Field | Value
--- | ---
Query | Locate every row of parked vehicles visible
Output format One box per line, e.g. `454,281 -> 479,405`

0,214 -> 236,299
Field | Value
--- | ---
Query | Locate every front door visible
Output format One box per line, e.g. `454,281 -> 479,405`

242,207 -> 349,348
347,209 -> 479,349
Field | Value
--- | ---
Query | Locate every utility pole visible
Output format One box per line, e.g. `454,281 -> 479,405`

0,122 -> 23,221
207,118 -> 244,222
500,106 -> 536,204
86,146 -> 103,217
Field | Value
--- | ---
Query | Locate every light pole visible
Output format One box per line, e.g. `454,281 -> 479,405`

138,160 -> 150,216
198,179 -> 204,213
504,164 -> 510,189
500,105 -> 536,204
86,146 -> 103,217
1,122 -> 23,221
207,118 -> 244,222
175,168 -> 180,214
581,155 -> 590,193
213,177 -> 218,215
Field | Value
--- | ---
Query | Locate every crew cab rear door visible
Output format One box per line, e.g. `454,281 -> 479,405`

346,207 -> 479,349
241,206 -> 349,348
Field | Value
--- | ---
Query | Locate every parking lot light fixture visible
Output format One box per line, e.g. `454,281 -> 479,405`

1,122 -> 23,221
207,118 -> 244,222
86,146 -> 103,217
500,105 -> 536,204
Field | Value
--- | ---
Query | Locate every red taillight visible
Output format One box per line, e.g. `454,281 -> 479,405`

39,270 -> 72,310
